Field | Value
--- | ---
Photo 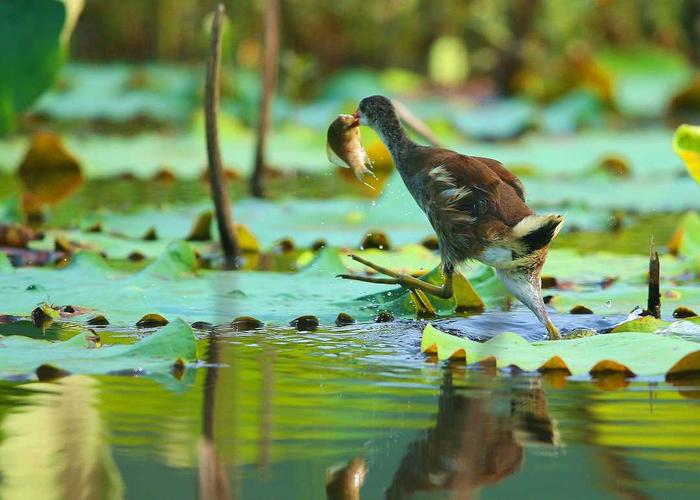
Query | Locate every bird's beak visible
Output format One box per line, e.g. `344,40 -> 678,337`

350,110 -> 361,127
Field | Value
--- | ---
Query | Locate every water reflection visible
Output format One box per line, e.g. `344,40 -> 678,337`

0,333 -> 698,499
385,367 -> 558,499
198,330 -> 230,500
0,376 -> 123,500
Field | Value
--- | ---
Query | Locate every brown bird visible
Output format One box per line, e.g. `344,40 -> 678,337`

338,95 -> 564,339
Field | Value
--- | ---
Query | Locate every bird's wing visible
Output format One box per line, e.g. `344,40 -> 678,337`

421,152 -> 531,228
471,156 -> 525,200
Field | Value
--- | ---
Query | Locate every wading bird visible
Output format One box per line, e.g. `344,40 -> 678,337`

338,95 -> 564,339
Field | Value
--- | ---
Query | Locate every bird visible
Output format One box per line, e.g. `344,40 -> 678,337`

338,95 -> 564,340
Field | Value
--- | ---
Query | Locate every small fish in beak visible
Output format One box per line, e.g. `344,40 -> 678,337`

326,113 -> 376,188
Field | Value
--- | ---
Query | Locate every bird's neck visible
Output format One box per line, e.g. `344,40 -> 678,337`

373,116 -> 415,165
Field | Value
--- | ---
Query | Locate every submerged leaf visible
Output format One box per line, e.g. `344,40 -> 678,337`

421,324 -> 700,377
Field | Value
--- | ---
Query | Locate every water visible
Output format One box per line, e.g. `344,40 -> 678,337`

1,322 -> 699,499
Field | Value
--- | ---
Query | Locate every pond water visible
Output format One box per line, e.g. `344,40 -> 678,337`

1,320 -> 698,500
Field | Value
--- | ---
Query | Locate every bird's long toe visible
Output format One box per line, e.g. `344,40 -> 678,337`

337,273 -> 400,285
347,254 -> 399,277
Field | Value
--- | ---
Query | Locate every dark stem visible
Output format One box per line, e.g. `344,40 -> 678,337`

205,4 -> 241,269
250,0 -> 280,198
647,240 -> 661,319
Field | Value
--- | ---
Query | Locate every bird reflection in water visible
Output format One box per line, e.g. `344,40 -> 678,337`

385,366 -> 559,499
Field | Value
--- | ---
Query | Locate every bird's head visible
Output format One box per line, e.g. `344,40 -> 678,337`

355,95 -> 397,130
496,262 -> 559,340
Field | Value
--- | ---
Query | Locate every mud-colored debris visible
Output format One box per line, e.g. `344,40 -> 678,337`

310,239 -> 327,251
0,223 -> 39,248
601,276 -> 618,289
541,276 -> 558,289
87,314 -> 110,326
596,154 -> 632,177
136,313 -> 169,328
186,211 -> 213,241
0,315 -> 20,324
153,168 -> 177,183
62,305 -> 75,313
290,315 -> 319,331
420,235 -> 439,250
201,168 -> 239,183
608,210 -> 625,232
669,77 -> 700,122
360,230 -> 391,250
272,237 -> 295,253
543,295 -> 554,305
375,310 -> 395,323
172,358 -> 186,380
142,226 -> 158,241
230,316 -> 264,331
36,364 -> 70,382
335,312 -> 355,326
191,321 -> 214,331
128,251 -> 146,262
17,131 -> 84,205
31,305 -> 55,328
54,237 -> 73,253
673,306 -> 698,319
325,456 -> 368,500
21,192 -> 45,227
570,305 -> 593,314
86,222 -> 102,233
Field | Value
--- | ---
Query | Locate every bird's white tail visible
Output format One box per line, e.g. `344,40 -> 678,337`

512,214 -> 565,255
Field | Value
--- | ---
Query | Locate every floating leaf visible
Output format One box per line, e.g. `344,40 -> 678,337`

0,318 -> 197,378
421,324 -> 700,377
610,316 -> 668,333
138,240 -> 198,279
0,0 -> 67,134
673,124 -> 700,186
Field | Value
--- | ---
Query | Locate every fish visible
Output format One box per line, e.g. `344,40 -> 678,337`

326,114 -> 376,187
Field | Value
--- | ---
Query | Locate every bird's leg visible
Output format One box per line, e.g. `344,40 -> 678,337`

338,255 -> 454,299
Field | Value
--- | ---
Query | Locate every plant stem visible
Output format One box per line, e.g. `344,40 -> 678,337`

647,239 -> 661,318
205,4 -> 241,269
250,0 -> 280,198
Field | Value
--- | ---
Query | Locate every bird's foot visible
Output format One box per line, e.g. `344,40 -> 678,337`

337,254 -> 402,285
337,254 -> 453,300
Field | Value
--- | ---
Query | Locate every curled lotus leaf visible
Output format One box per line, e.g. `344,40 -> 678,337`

421,324 -> 700,378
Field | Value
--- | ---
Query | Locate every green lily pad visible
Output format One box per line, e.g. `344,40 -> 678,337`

0,251 -> 12,271
0,0 -> 66,134
610,316 -> 669,333
421,324 -> 700,377
0,318 -> 197,378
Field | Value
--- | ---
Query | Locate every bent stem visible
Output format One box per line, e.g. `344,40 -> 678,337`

205,4 -> 241,269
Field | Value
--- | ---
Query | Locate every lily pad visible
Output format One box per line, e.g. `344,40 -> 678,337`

0,318 -> 196,378
0,0 -> 66,134
421,324 -> 700,377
